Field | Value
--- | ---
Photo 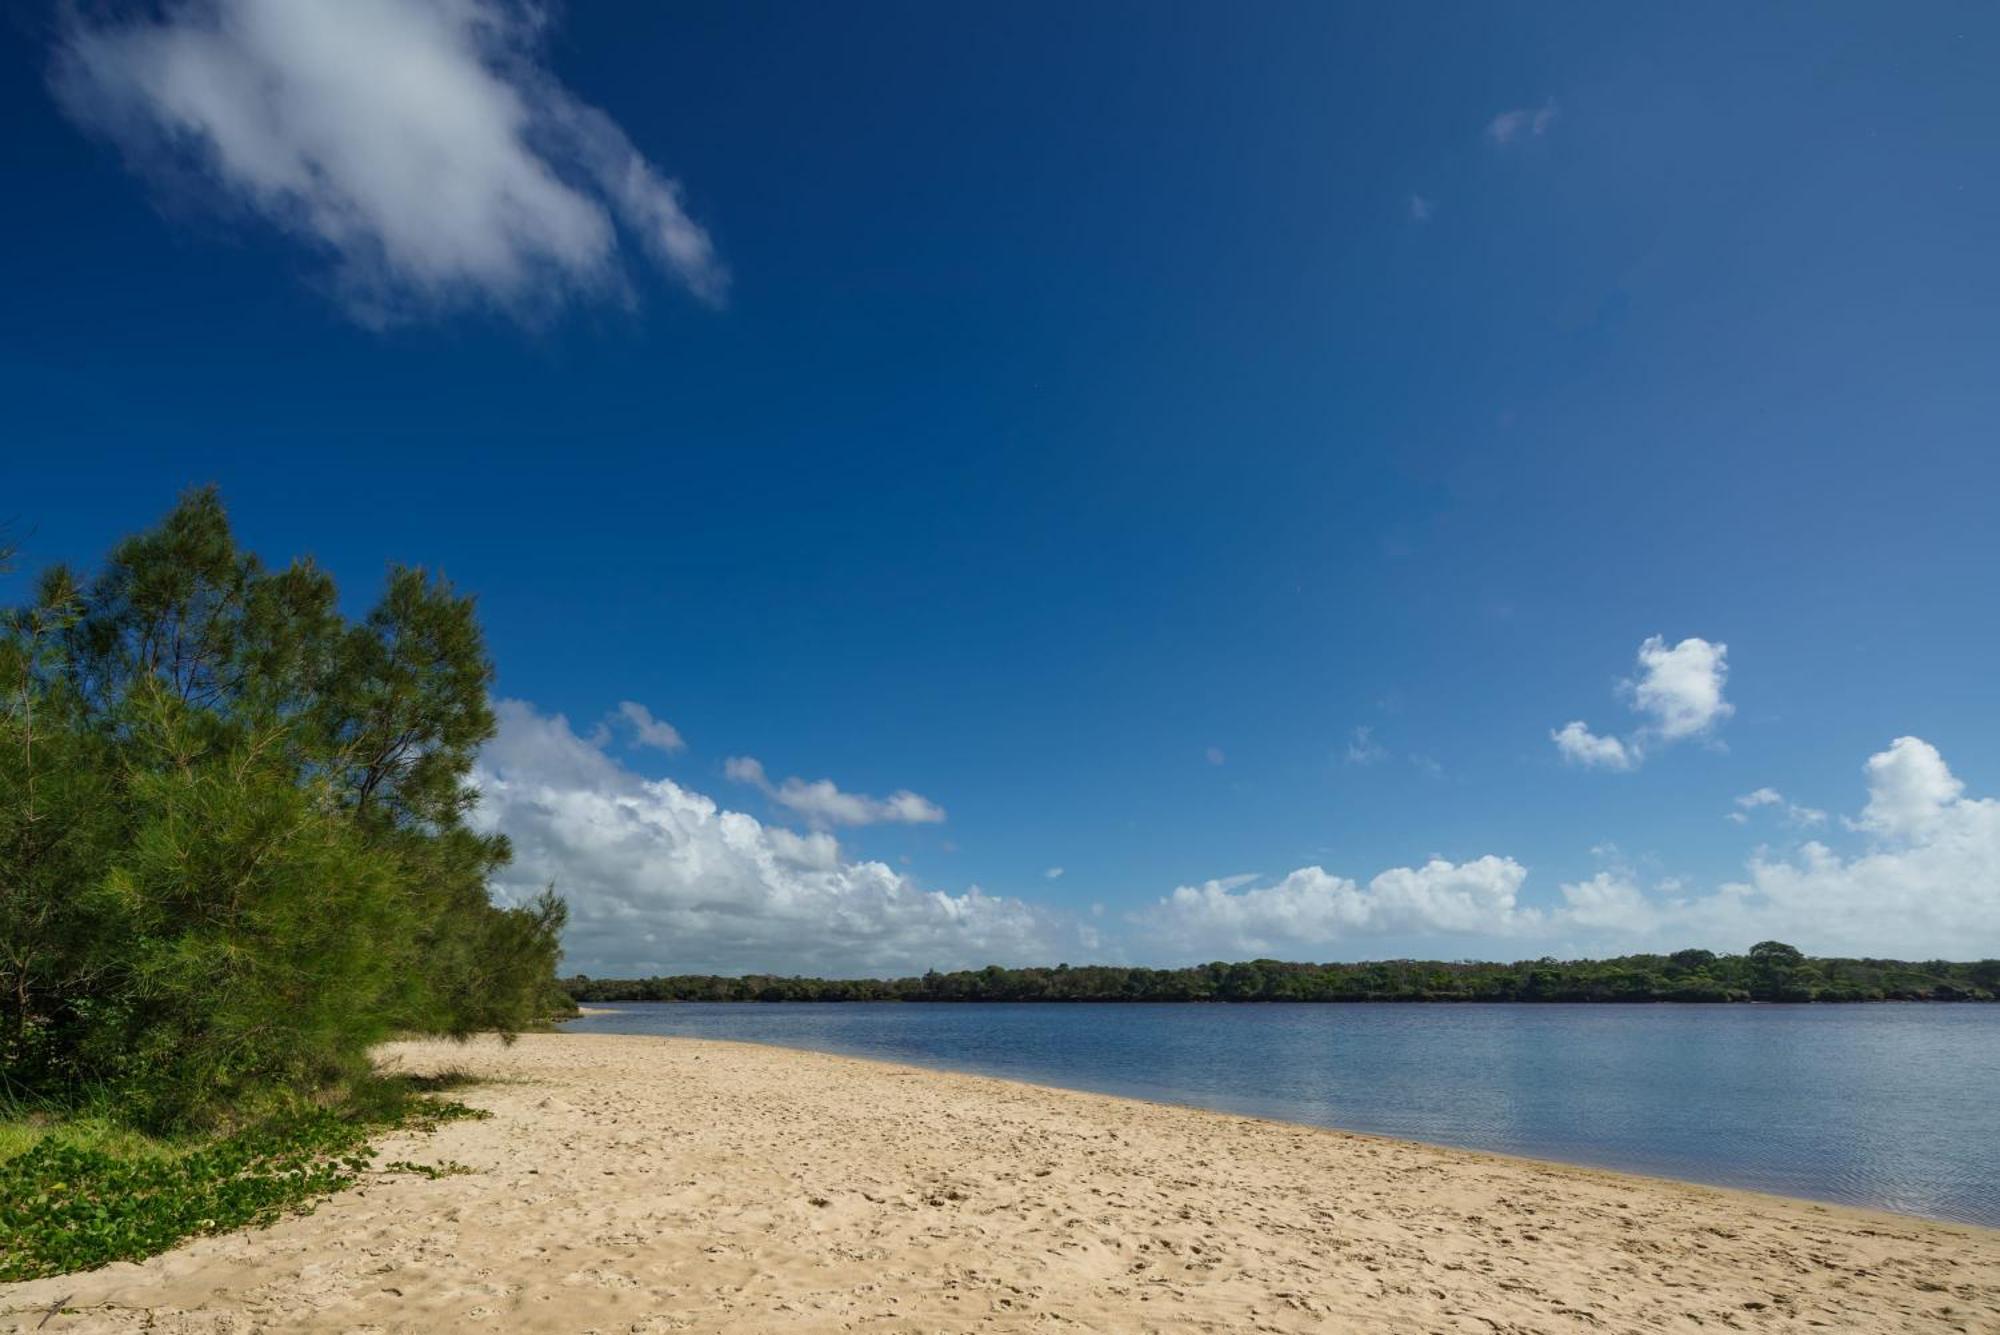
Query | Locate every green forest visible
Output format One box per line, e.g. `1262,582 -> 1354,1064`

566,943 -> 2000,1005
1,491 -> 569,1133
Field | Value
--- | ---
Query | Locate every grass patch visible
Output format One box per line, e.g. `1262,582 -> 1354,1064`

0,1084 -> 192,1169
0,1077 -> 490,1282
0,1116 -> 174,1168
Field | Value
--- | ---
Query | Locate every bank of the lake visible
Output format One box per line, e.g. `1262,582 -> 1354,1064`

570,999 -> 2000,1227
4,1032 -> 1995,1333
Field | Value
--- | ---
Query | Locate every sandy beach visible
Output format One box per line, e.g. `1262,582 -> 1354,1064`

4,1032 -> 1996,1333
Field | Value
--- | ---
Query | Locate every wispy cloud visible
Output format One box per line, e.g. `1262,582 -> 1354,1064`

51,0 -> 726,325
1345,725 -> 1389,766
1486,98 -> 1558,145
1728,787 -> 1826,828
614,701 -> 685,753
1408,194 -> 1434,223
725,755 -> 947,829
1044,866 -> 1065,880
1205,746 -> 1226,766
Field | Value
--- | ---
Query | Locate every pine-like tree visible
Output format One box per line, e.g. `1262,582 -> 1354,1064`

0,489 -> 566,1128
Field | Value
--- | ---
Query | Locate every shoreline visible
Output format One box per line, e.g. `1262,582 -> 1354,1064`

5,1031 -> 1996,1332
569,995 -> 2000,1005
574,1018 -> 1992,1228
602,1028 -> 1990,1227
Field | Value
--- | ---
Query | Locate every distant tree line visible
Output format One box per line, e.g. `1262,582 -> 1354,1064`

566,943 -> 2000,1005
1,491 -> 569,1130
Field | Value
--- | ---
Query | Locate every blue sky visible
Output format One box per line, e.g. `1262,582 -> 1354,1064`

4,1 -> 1997,973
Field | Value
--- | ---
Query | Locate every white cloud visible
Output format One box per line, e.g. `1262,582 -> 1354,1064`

1044,866 -> 1065,880
475,701 -> 1073,976
1731,786 -> 1826,829
1408,194 -> 1434,223
880,791 -> 948,823
1542,738 -> 2000,956
1486,98 -> 1558,145
614,701 -> 684,753
1134,738 -> 2000,961
721,755 -> 766,786
1628,635 -> 1732,741
1344,725 -> 1389,766
1549,872 -> 1660,934
1858,736 -> 1964,839
482,709 -> 1999,972
1134,857 -> 1536,961
1552,635 -> 1731,770
1551,720 -> 1633,770
52,0 -> 726,325
725,754 -> 947,828
1205,746 -> 1226,766
1548,746 -> 1997,956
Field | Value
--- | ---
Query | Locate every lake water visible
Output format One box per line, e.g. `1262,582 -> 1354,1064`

568,1001 -> 2000,1227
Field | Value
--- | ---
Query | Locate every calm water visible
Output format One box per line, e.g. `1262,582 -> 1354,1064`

569,1002 -> 2000,1226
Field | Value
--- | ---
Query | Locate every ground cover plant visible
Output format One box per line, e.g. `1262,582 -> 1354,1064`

0,1081 -> 489,1282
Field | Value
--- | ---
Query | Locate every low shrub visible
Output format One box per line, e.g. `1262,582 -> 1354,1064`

0,1093 -> 488,1281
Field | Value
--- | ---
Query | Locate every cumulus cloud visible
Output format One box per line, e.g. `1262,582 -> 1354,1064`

1134,856 -> 1535,961
724,755 -> 947,829
1857,736 -> 1963,839
1629,635 -> 1733,741
1718,749 -> 1996,954
1044,867 -> 1065,880
614,701 -> 684,753
1547,743 -> 1997,957
1551,720 -> 1633,770
482,706 -> 1999,972
1552,635 -> 1731,770
1542,737 -> 2000,956
1136,737 -> 1999,961
51,0 -> 726,325
1487,98 -> 1558,145
475,701 -> 1074,976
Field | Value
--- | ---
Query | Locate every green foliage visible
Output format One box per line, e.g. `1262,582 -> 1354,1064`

565,944 -> 1999,1006
382,1158 -> 476,1179
0,1095 -> 487,1282
1,489 -> 567,1130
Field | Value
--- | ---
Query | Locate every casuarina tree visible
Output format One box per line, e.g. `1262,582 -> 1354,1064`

0,489 -> 566,1129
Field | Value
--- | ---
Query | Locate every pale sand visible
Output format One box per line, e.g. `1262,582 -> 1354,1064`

5,1033 -> 1997,1333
